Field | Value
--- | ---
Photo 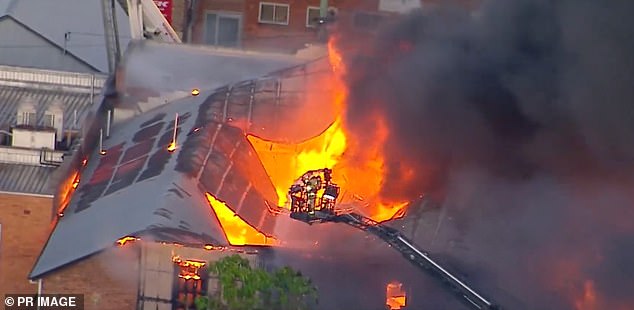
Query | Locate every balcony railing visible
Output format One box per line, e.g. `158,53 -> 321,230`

0,145 -> 65,166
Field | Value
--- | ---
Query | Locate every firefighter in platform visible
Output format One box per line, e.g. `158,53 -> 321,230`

322,182 -> 339,213
304,174 -> 322,214
289,182 -> 303,213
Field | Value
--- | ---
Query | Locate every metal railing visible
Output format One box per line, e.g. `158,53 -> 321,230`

0,65 -> 107,90
0,145 -> 64,166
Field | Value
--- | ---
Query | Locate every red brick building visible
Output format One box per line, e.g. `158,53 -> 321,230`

165,0 -> 479,53
170,0 -> 391,53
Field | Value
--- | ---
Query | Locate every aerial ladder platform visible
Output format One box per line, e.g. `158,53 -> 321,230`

287,168 -> 500,310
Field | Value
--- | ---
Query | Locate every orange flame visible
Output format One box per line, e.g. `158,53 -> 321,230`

116,236 -> 139,246
173,255 -> 206,280
247,36 -> 409,222
167,141 -> 177,152
205,193 -> 277,246
386,281 -> 407,310
71,175 -> 80,189
57,170 -> 81,217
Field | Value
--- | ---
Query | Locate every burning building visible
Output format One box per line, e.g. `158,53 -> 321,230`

22,32 -> 437,308
23,40 -> 367,309
11,0 -> 631,308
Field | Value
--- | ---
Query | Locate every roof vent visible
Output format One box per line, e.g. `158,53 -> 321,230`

45,100 -> 64,141
16,97 -> 37,127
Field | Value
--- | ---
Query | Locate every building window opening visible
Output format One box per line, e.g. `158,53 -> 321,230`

259,2 -> 289,25
172,256 -> 208,310
306,7 -> 321,27
306,7 -> 336,28
22,112 -> 36,127
43,114 -> 55,128
205,13 -> 241,47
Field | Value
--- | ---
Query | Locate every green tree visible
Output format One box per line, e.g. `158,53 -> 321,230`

195,255 -> 317,310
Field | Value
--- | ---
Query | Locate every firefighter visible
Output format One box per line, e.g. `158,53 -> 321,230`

289,183 -> 303,213
322,183 -> 339,213
305,175 -> 321,214
323,168 -> 333,184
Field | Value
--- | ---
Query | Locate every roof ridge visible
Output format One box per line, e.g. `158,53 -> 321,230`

3,0 -> 18,16
0,15 -> 102,73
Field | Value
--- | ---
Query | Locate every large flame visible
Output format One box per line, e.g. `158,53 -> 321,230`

247,37 -> 409,222
205,193 -> 277,246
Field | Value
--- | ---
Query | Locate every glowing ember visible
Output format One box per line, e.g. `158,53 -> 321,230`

57,170 -> 82,217
205,193 -> 277,246
386,281 -> 407,310
116,236 -> 139,246
71,175 -> 80,189
203,244 -> 225,251
247,36 -> 410,222
167,141 -> 176,152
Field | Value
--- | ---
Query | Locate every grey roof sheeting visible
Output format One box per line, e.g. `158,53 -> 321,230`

120,40 -> 305,95
0,85 -> 94,130
0,163 -> 56,196
30,57 -> 337,279
0,0 -> 131,73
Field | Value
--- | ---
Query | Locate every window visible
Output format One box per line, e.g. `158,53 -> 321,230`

172,256 -> 208,310
22,112 -> 36,126
306,7 -> 321,27
258,2 -> 289,25
205,12 -> 242,47
43,114 -> 55,128
306,7 -> 336,28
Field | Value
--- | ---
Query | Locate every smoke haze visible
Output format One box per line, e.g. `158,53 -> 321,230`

337,0 -> 634,308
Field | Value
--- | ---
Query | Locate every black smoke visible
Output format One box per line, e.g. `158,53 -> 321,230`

343,0 -> 634,197
337,0 -> 634,308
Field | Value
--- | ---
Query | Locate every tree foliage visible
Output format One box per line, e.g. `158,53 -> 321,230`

196,255 -> 318,310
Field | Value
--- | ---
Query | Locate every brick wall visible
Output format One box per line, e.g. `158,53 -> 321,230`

190,0 -> 246,44
176,0 -> 480,50
241,0 -> 379,52
42,246 -> 139,310
187,0 -> 379,52
0,193 -> 53,294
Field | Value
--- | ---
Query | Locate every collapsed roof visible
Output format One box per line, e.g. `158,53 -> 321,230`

30,51 -> 338,279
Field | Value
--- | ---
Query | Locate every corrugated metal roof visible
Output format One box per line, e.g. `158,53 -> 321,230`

30,55 -> 322,279
0,0 -> 131,73
0,163 -> 55,196
0,85 -> 94,130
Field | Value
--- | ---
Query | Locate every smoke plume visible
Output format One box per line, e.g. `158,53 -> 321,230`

337,0 -> 634,308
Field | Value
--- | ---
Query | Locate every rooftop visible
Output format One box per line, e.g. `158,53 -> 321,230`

30,55 -> 338,279
0,65 -> 106,196
0,65 -> 105,131
0,163 -> 56,196
0,0 -> 131,73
